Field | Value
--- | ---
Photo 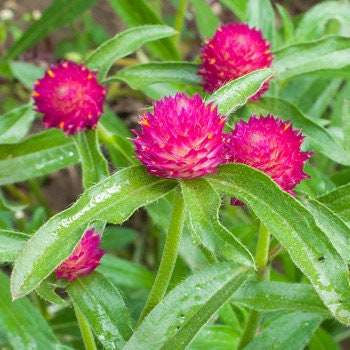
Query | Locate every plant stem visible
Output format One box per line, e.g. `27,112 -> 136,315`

74,303 -> 97,350
238,223 -> 270,349
173,0 -> 188,47
138,187 -> 185,323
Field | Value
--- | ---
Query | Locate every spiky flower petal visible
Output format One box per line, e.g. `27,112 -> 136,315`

32,61 -> 106,135
198,23 -> 273,99
225,115 -> 312,195
133,93 -> 226,179
55,228 -> 105,281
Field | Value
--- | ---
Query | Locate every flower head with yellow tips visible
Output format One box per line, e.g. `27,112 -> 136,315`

132,93 -> 226,179
32,61 -> 106,135
198,23 -> 273,99
225,115 -> 312,195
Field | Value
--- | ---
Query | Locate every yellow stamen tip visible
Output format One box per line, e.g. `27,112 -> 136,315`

48,70 -> 55,78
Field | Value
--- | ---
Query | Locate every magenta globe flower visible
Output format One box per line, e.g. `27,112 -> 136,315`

225,115 -> 312,195
55,228 -> 105,281
132,93 -> 226,179
198,23 -> 273,99
32,61 -> 106,135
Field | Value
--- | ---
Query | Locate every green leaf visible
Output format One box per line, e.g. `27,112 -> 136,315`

181,179 -> 254,266
248,97 -> 350,166
35,275 -> 68,306
5,0 -> 97,59
342,100 -> 350,153
0,104 -> 36,144
208,68 -> 273,115
86,25 -> 177,80
123,262 -> 252,350
295,2 -> 350,41
318,184 -> 350,225
243,311 -> 322,350
108,0 -> 179,61
0,129 -> 79,185
0,271 -> 60,350
98,254 -> 155,290
276,4 -> 294,44
0,230 -> 29,262
73,130 -> 109,189
233,281 -> 330,317
110,62 -> 200,90
191,0 -> 219,39
67,272 -> 132,349
309,327 -> 342,350
220,0 -> 247,21
11,165 -> 177,299
207,164 -> 350,325
273,36 -> 350,80
247,0 -> 275,45
9,61 -> 44,89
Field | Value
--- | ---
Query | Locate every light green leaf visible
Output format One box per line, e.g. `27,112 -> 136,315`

181,179 -> 254,266
318,184 -> 350,225
109,62 -> 200,90
0,129 -> 79,185
9,61 -> 44,89
233,281 -> 330,317
191,0 -> 219,39
208,68 -> 273,115
276,4 -> 294,44
244,311 -> 322,350
108,0 -> 179,61
220,0 -> 247,21
68,272 -> 132,349
35,275 -> 68,306
248,97 -> 350,166
309,327 -> 342,350
0,104 -> 36,144
273,36 -> 350,80
11,166 -> 177,298
0,230 -> 29,262
123,262 -> 252,350
207,164 -> 350,325
5,0 -> 97,59
86,25 -> 177,80
0,271 -> 61,350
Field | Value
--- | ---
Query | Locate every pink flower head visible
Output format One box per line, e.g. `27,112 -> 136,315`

225,115 -> 312,195
132,93 -> 226,179
55,228 -> 105,281
32,61 -> 106,135
198,23 -> 273,99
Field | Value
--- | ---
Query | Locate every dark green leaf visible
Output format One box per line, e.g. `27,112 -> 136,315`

191,0 -> 219,39
11,166 -> 177,298
233,281 -> 330,317
123,262 -> 252,349
110,62 -> 200,90
309,327 -> 341,350
207,164 -> 350,325
244,311 -> 322,350
181,179 -> 254,266
68,272 -> 132,349
0,129 -> 79,185
0,230 -> 29,262
5,0 -> 97,59
208,69 -> 273,115
248,97 -> 350,166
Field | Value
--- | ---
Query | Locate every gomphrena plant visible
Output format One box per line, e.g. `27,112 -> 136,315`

1,1 -> 350,350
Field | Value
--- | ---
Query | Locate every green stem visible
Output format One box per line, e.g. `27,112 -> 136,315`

238,223 -> 270,349
138,187 -> 185,322
173,0 -> 189,47
74,303 -> 97,350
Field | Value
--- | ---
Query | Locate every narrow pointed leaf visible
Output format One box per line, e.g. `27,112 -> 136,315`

123,262 -> 252,350
11,165 -> 177,299
248,97 -> 350,166
110,62 -> 200,89
0,129 -> 79,185
191,0 -> 219,39
181,179 -> 254,266
68,272 -> 132,349
0,271 -> 61,350
9,61 -> 44,89
233,281 -> 330,317
0,230 -> 29,262
273,36 -> 350,80
86,25 -> 177,80
208,68 -> 273,115
220,0 -> 247,21
207,164 -> 350,325
244,311 -> 322,350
